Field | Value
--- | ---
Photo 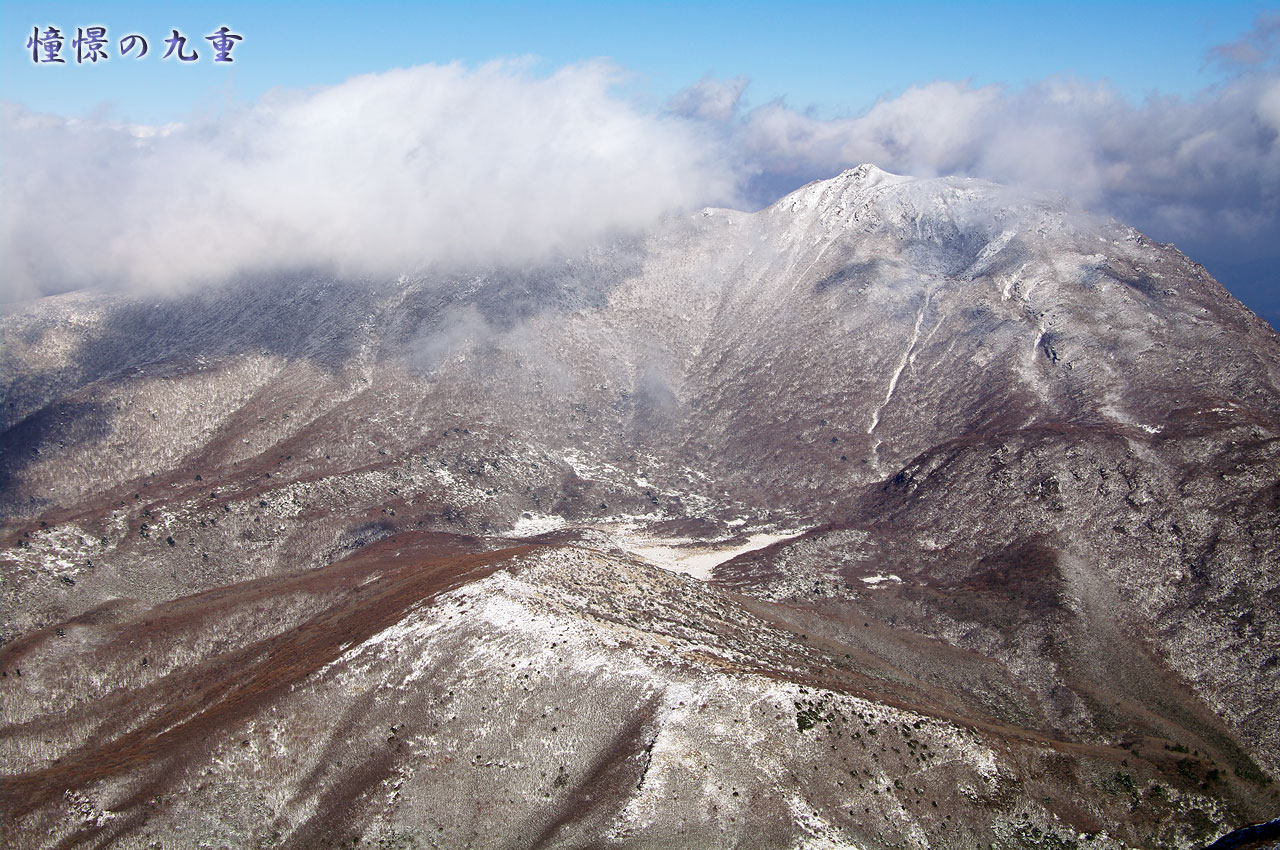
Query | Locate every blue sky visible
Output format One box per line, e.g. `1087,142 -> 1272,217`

3,2 -> 1279,324
2,1 -> 1272,124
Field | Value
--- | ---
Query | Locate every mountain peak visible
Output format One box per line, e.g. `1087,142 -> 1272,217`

839,163 -> 894,184
774,162 -> 911,217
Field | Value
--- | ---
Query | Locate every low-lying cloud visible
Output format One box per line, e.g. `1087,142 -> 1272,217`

3,17 -> 1279,314
1,61 -> 735,300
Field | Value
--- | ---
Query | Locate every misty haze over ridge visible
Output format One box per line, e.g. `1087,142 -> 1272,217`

2,13 -> 1279,327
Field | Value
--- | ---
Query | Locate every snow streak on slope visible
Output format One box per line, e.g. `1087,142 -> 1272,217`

868,295 -> 929,436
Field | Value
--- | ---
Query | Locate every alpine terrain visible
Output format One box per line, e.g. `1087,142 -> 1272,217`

2,165 -> 1278,849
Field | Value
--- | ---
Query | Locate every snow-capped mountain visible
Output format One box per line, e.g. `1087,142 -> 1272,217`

2,166 -> 1277,848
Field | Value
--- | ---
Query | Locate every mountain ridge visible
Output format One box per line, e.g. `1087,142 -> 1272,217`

2,165 -> 1277,848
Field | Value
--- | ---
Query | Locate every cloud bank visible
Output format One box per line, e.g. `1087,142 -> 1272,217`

3,18 -> 1279,313
1,61 -> 735,300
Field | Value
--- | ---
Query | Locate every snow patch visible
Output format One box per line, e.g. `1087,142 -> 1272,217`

609,528 -> 810,581
508,513 -> 567,537
861,574 -> 902,586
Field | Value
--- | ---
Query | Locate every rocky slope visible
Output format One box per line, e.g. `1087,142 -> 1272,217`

2,165 -> 1277,848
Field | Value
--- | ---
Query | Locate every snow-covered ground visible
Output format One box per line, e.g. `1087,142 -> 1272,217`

607,526 -> 810,580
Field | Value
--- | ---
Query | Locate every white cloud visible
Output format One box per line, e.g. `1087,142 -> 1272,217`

1207,11 -> 1280,71
668,76 -> 749,123
1,60 -> 736,300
